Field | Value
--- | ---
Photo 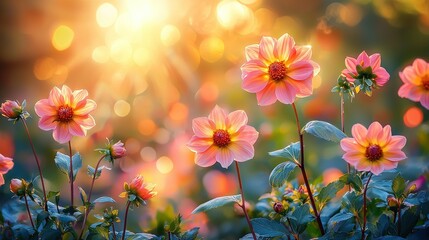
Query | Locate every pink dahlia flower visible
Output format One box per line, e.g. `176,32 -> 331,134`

342,51 -> 390,96
340,122 -> 406,175
187,105 -> 259,168
0,154 -> 14,186
398,58 -> 429,109
109,140 -> 126,160
34,85 -> 96,144
1,100 -> 23,120
240,33 -> 320,106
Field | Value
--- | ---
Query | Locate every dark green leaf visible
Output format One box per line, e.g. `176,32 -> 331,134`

87,165 -> 111,179
192,195 -> 242,214
269,142 -> 300,162
289,204 -> 314,234
251,218 -> 288,237
41,228 -> 62,240
400,205 -> 420,237
52,213 -> 77,223
54,152 -> 82,181
47,191 -> 60,199
93,196 -> 116,203
340,173 -> 363,192
327,212 -> 354,233
301,120 -> 347,142
269,162 -> 298,187
392,175 -> 406,199
36,211 -> 49,228
317,181 -> 345,209
342,191 -> 362,214
180,227 -> 199,240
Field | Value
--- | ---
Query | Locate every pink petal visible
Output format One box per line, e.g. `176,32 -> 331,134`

383,151 -> 407,161
256,81 -> 277,106
245,44 -> 260,61
357,51 -> 370,67
345,57 -> 357,73
48,87 -> 64,107
53,123 -> 72,144
340,138 -> 360,151
293,45 -> 312,62
192,117 -> 215,138
373,68 -> 390,86
208,105 -> 227,129
413,58 -> 428,76
38,116 -> 57,131
68,120 -> 86,137
275,81 -> 296,104
61,85 -> 73,105
367,122 -> 382,141
421,93 -> 429,109
216,148 -> 234,168
258,36 -> 276,64
287,61 -> 314,80
34,99 -> 56,117
369,53 -> 381,69
274,33 -> 295,60
288,77 -> 313,98
355,159 -> 372,172
370,163 -> 384,175
0,159 -> 13,173
233,125 -> 259,145
242,70 -> 270,93
402,66 -> 420,85
227,110 -> 248,133
342,151 -> 364,165
74,115 -> 96,129
385,136 -> 406,151
0,174 -> 4,186
351,124 -> 368,146
74,99 -> 97,115
378,159 -> 398,171
71,89 -> 88,107
241,59 -> 267,76
229,141 -> 254,162
195,146 -> 217,167
398,84 -> 422,101
377,125 -> 392,148
310,60 -> 320,76
187,136 -> 213,153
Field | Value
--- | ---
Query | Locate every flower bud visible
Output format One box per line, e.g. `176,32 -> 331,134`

273,202 -> 285,213
1,100 -> 23,120
10,178 -> 25,196
110,140 -> 126,159
387,196 -> 399,210
407,175 -> 426,194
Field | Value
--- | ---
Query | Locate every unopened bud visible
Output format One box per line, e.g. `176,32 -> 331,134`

10,178 -> 26,196
387,196 -> 399,210
273,202 -> 285,213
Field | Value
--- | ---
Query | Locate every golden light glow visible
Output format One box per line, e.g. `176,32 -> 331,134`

96,3 -> 118,28
138,119 -> 157,136
199,37 -> 224,63
156,156 -> 173,174
140,147 -> 157,162
133,48 -> 152,67
113,100 -> 131,117
110,39 -> 133,64
33,57 -> 57,81
312,75 -> 322,89
161,25 -> 181,47
51,25 -> 74,51
217,0 -> 253,30
92,46 -> 110,63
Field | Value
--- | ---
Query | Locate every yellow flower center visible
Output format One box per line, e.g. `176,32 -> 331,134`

57,105 -> 74,122
268,61 -> 287,82
213,129 -> 231,148
365,144 -> 383,161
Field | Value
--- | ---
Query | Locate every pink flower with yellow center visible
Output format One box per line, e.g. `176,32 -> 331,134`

342,51 -> 390,95
240,33 -> 320,106
0,154 -> 14,186
34,85 -> 96,144
398,58 -> 429,109
340,122 -> 406,175
187,105 -> 259,168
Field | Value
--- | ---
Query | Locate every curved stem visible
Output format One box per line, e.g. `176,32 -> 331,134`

361,173 -> 373,240
235,162 -> 257,240
397,200 -> 402,236
78,154 -> 108,239
291,103 -> 325,236
340,95 -> 351,191
68,141 -> 74,207
112,223 -> 117,240
21,119 -> 48,211
24,194 -> 36,230
121,201 -> 131,240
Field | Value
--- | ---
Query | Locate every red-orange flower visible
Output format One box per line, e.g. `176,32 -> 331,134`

340,122 -> 406,175
34,85 -> 96,144
119,175 -> 156,206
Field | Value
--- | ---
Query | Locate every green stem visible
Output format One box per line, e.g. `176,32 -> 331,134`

68,141 -> 74,207
235,162 -> 257,240
340,95 -> 351,191
21,119 -> 48,211
291,103 -> 325,236
361,173 -> 373,240
121,201 -> 131,240
24,194 -> 36,230
112,223 -> 117,240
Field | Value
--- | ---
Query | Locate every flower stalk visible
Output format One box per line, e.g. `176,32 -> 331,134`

361,173 -> 373,240
24,194 -> 35,230
121,201 -> 131,240
235,162 -> 257,240
292,103 -> 325,236
68,141 -> 74,207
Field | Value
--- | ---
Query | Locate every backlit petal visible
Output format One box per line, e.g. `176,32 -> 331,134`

68,120 -> 86,137
74,99 -> 97,115
367,121 -> 382,142
233,125 -> 259,145
245,44 -> 260,61
275,81 -> 296,104
229,141 -> 254,162
209,105 -> 227,129
38,116 -> 57,131
413,58 -> 428,77
377,125 -> 392,148
343,151 -> 364,165
74,115 -> 96,129
53,123 -> 72,144
242,70 -> 270,93
192,117 -> 215,138
345,57 -> 357,72
48,87 -> 64,106
34,99 -> 56,117
256,82 -> 277,106
195,146 -> 217,167
259,36 -> 276,64
385,136 -> 406,151
187,136 -> 213,153
274,33 -> 295,60
287,61 -> 314,80
216,148 -> 234,168
421,93 -> 429,109
369,53 -> 381,69
383,151 -> 407,161
227,110 -> 248,133
351,124 -> 368,146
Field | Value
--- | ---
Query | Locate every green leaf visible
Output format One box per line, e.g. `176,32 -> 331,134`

269,142 -> 300,162
392,175 -> 406,199
52,213 -> 77,223
327,212 -> 355,233
251,218 -> 288,237
340,173 -> 363,192
87,165 -> 111,179
93,196 -> 116,203
36,211 -> 49,228
342,191 -> 362,214
288,204 -> 314,234
269,161 -> 298,187
192,195 -> 242,214
78,187 -> 88,205
180,227 -> 199,240
41,228 -> 62,240
54,152 -> 82,182
301,120 -> 347,142
317,181 -> 345,209
400,205 -> 420,237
